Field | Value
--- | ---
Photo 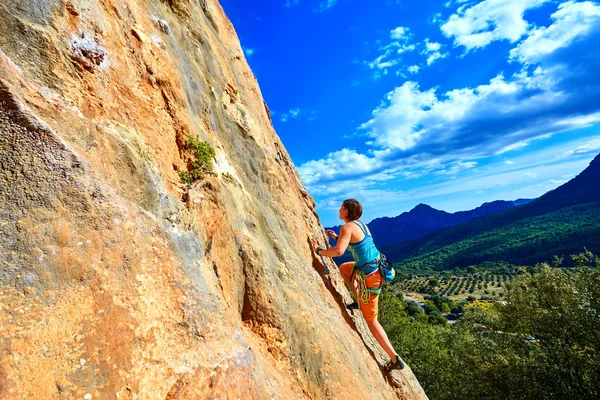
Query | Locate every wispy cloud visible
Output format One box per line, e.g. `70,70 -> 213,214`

284,0 -> 300,8
562,137 -> 600,156
311,144 -> 595,224
429,12 -> 443,24
365,26 -> 416,76
422,38 -> 449,65
279,107 -> 318,123
315,0 -> 337,13
244,48 -> 255,56
434,161 -> 478,175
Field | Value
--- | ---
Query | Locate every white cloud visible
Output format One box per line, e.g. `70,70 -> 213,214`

367,54 -> 400,70
510,1 -> 600,64
302,59 -> 600,190
506,160 -> 516,164
425,40 -> 442,52
397,44 -> 416,53
408,65 -> 420,73
358,65 -> 600,157
244,48 -> 255,56
298,148 -> 384,186
441,0 -> 552,51
280,114 -> 289,122
390,26 -> 410,40
360,81 -> 438,151
422,39 -> 449,65
426,52 -> 447,65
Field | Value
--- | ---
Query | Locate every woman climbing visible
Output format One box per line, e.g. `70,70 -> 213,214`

311,199 -> 405,371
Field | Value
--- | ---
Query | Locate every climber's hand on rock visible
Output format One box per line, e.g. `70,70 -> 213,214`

311,238 -> 319,252
326,230 -> 338,240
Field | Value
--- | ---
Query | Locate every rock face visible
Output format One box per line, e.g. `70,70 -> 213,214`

0,1 -> 426,399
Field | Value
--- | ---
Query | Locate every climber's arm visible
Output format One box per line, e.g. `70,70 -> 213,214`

315,224 -> 351,257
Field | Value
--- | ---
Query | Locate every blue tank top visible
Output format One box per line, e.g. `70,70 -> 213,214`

347,221 -> 380,275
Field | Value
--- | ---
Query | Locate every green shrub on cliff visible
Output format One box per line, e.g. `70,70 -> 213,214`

179,137 -> 216,185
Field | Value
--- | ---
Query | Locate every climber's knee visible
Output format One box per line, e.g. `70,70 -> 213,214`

339,262 -> 355,282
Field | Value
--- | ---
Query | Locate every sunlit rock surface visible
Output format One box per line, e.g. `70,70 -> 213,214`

0,1 -> 427,398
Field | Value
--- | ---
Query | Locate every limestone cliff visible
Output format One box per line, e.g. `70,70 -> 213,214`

0,1 -> 427,399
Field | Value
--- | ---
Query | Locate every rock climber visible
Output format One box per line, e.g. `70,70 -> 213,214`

311,199 -> 405,371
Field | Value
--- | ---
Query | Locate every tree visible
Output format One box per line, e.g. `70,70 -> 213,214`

495,266 -> 600,399
440,302 -> 451,314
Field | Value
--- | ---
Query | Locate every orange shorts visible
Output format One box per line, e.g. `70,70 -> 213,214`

339,262 -> 383,323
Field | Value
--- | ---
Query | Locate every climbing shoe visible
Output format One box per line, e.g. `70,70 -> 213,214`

384,355 -> 405,371
346,301 -> 359,311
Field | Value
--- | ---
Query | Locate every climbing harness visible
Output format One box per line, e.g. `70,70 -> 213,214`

350,256 -> 387,303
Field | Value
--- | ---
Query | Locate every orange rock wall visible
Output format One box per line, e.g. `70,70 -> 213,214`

0,1 -> 427,399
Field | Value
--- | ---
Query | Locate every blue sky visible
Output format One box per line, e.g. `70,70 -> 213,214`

219,0 -> 600,226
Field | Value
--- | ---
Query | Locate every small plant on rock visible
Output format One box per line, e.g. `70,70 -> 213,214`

179,137 -> 216,186
221,172 -> 234,183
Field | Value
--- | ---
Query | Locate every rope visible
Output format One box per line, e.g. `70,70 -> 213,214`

355,270 -> 370,304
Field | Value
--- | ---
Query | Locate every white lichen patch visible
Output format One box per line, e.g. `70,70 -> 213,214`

70,30 -> 109,72
150,34 -> 166,50
150,15 -> 172,36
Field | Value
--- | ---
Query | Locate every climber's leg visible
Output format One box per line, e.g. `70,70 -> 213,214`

363,271 -> 405,370
339,262 -> 359,302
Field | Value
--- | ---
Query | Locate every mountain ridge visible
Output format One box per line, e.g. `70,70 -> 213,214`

382,154 -> 600,269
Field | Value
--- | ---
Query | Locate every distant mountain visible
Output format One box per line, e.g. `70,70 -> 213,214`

326,198 -> 533,248
382,153 -> 600,270
368,199 -> 533,247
